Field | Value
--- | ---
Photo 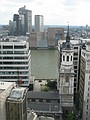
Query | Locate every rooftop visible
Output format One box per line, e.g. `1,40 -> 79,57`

9,87 -> 27,99
0,36 -> 28,43
0,82 -> 15,94
27,91 -> 59,99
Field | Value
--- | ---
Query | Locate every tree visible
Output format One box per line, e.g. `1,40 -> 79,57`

46,80 -> 57,90
66,112 -> 76,120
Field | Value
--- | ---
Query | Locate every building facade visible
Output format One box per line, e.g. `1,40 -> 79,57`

13,14 -> 20,35
79,41 -> 90,120
0,82 -> 16,120
0,36 -> 32,87
9,6 -> 32,36
35,15 -> 44,32
58,39 -> 82,107
47,28 -> 64,47
18,6 -> 32,35
57,26 -> 74,116
6,87 -> 27,120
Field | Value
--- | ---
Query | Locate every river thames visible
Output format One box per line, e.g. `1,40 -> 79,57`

31,49 -> 58,80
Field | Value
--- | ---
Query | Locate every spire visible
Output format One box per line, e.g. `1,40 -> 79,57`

66,23 -> 70,42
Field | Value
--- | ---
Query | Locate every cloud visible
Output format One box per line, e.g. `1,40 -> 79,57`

63,0 -> 78,6
0,0 -> 90,25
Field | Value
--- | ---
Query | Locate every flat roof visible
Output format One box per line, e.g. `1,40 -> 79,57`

27,91 -> 59,99
9,87 -> 27,99
0,81 -> 15,94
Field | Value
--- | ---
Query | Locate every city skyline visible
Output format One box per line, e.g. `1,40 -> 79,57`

0,0 -> 90,26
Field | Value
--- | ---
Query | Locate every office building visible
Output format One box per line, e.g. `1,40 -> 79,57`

0,82 -> 16,120
57,26 -> 74,115
35,15 -> 44,32
13,14 -> 20,35
79,41 -> 90,120
9,20 -> 16,35
0,36 -> 32,87
28,32 -> 47,48
18,6 -> 32,35
9,6 -> 32,36
6,87 -> 27,120
47,28 -> 64,47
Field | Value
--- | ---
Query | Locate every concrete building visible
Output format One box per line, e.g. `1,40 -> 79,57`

6,87 -> 27,120
9,20 -> 16,35
35,15 -> 44,32
0,36 -> 32,88
28,32 -> 47,48
79,41 -> 90,120
0,82 -> 16,120
18,6 -> 32,35
57,26 -> 74,116
47,28 -> 64,47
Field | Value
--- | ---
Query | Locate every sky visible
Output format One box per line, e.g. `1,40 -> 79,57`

0,0 -> 90,26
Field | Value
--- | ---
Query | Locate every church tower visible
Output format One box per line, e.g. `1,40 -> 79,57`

58,25 -> 74,114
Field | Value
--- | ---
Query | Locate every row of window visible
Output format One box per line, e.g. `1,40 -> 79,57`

28,98 -> 59,103
0,56 -> 28,59
0,76 -> 28,79
0,62 -> 28,64
0,45 -> 26,49
0,51 -> 29,54
63,55 -> 72,61
0,71 -> 28,75
0,67 -> 28,69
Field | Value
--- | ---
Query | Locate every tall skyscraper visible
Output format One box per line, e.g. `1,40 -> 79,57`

13,14 -> 19,35
18,6 -> 32,35
35,15 -> 44,32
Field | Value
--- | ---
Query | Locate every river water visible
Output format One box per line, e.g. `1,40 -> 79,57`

31,49 -> 58,80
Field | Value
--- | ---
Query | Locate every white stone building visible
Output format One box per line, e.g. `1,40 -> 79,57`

0,82 -> 16,120
58,26 -> 74,114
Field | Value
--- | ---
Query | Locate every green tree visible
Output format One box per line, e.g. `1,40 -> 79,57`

46,80 -> 57,90
66,112 -> 76,120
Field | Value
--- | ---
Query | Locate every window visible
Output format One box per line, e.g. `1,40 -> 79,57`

67,56 -> 69,61
87,99 -> 89,103
88,82 -> 90,85
86,112 -> 88,115
3,45 -> 13,49
74,47 -> 78,49
63,86 -> 69,93
63,56 -> 65,61
66,76 -> 69,82
88,88 -> 89,91
71,56 -> 72,61
74,52 -> 78,56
